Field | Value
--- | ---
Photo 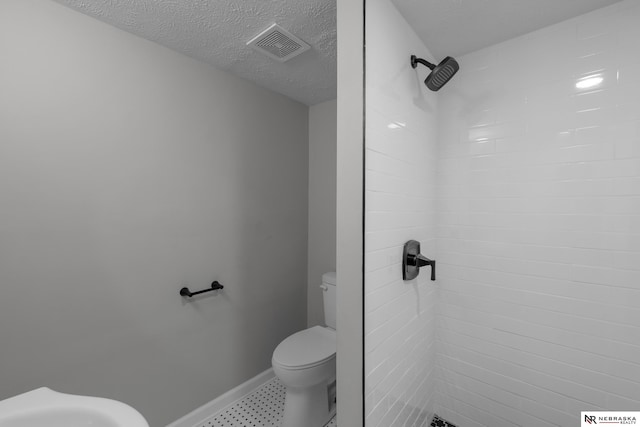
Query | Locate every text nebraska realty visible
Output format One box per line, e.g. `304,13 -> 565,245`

585,415 -> 637,424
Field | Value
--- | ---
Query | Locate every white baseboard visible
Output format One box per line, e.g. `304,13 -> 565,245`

166,368 -> 275,427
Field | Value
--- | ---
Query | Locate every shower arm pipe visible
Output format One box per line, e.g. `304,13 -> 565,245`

179,281 -> 223,297
410,55 -> 436,70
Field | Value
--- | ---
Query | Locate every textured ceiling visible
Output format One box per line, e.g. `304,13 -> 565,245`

51,0 -> 336,106
392,0 -> 623,59
51,0 -> 623,105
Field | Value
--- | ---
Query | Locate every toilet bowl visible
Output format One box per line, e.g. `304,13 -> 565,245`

272,272 -> 337,427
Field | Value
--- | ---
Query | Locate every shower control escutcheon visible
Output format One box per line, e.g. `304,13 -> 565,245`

403,240 -> 436,281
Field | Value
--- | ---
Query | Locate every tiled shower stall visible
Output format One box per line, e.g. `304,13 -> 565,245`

365,1 -> 640,426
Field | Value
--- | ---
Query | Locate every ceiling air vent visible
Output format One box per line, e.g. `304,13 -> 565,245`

247,23 -> 310,62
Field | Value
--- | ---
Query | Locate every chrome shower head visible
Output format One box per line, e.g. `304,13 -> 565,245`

410,55 -> 460,91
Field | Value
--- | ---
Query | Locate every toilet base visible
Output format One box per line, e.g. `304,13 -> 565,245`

281,382 -> 335,427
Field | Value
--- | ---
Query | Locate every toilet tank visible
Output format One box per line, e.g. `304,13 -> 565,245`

321,272 -> 337,329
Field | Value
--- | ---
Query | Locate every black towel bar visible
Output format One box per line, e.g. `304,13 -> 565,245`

179,281 -> 223,297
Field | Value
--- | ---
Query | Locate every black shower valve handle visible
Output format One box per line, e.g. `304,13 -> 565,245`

403,240 -> 436,281
417,255 -> 436,281
407,253 -> 436,281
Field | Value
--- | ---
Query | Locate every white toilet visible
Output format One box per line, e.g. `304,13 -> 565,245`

272,272 -> 337,427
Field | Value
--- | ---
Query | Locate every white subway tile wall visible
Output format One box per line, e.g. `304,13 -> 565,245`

365,0 -> 438,425
435,1 -> 640,426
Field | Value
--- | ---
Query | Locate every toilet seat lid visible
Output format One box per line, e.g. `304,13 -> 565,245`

273,326 -> 336,369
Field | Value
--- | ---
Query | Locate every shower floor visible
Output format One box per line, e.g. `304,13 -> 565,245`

430,415 -> 457,427
194,377 -> 337,427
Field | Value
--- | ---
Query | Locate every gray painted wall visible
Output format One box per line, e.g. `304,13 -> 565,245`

0,1 -> 309,425
307,100 -> 337,327
336,0 -> 364,424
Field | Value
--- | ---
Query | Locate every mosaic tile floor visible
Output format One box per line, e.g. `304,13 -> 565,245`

430,414 -> 457,427
196,378 -> 336,427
